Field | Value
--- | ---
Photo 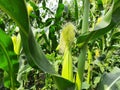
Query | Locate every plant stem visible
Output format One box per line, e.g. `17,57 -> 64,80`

87,48 -> 92,84
0,43 -> 15,90
82,0 -> 89,33
74,0 -> 78,23
77,0 -> 89,90
77,46 -> 87,90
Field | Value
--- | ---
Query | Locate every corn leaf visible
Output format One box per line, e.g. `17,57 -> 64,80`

0,0 -> 56,74
53,75 -> 75,90
74,0 -> 78,21
77,0 -> 120,45
0,29 -> 19,88
55,3 -> 64,21
0,0 -> 75,89
97,67 -> 120,90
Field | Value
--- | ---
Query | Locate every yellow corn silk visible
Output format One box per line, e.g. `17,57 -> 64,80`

27,3 -> 33,15
58,22 -> 75,82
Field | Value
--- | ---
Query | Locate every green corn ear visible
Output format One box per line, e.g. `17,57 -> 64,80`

12,34 -> 21,55
58,22 -> 75,82
62,47 -> 73,81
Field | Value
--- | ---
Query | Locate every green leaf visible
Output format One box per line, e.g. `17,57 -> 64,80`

53,75 -> 75,90
77,0 -> 120,46
74,0 -> 78,21
97,67 -> 120,90
49,25 -> 58,51
0,29 -> 19,89
0,0 -> 29,35
82,81 -> 90,89
94,2 -> 113,30
44,18 -> 54,26
55,3 -> 64,20
28,30 -> 56,73
0,19 -> 5,30
0,0 -> 75,89
0,0 -> 56,74
42,0 -> 46,9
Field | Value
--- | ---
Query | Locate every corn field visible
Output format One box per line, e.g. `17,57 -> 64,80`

0,0 -> 120,90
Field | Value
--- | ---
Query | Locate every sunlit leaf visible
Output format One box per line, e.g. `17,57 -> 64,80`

53,75 -> 75,90
97,67 -> 120,90
0,0 -> 75,89
0,0 -> 56,74
55,3 -> 64,20
0,29 -> 19,88
77,0 -> 120,46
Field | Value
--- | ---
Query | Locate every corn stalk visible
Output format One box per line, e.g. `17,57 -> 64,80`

76,0 -> 90,90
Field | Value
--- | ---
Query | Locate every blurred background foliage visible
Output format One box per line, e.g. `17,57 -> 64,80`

0,0 -> 120,90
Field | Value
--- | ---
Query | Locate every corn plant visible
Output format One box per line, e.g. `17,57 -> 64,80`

0,0 -> 120,90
